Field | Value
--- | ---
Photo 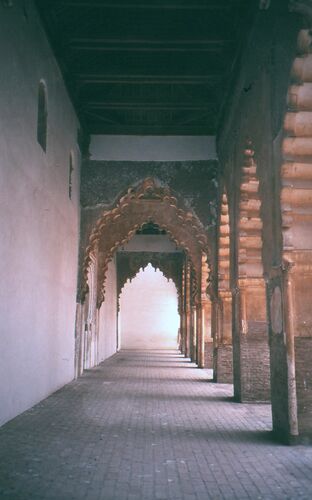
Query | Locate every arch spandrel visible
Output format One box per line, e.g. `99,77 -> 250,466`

96,216 -> 202,308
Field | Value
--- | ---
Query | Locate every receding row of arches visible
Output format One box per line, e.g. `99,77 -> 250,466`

74,28 -> 312,444
75,177 -> 212,379
213,27 -> 312,443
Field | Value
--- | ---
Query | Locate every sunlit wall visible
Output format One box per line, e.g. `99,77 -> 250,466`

119,264 -> 180,349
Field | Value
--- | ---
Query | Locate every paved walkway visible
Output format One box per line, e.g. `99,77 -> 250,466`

1,350 -> 312,500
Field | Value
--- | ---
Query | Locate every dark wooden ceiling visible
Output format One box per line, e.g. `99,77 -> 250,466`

35,0 -> 253,135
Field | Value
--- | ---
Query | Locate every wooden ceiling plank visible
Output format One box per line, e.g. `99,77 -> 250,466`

43,1 -> 235,11
82,103 -> 216,111
76,75 -> 222,84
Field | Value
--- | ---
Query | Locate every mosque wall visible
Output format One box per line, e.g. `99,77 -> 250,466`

0,1 -> 80,425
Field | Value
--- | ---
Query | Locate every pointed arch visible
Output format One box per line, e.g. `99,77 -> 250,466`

76,177 -> 211,374
238,141 -> 263,279
80,177 -> 211,308
215,188 -> 233,382
278,26 -> 312,440
119,264 -> 180,350
233,140 -> 270,402
219,190 -> 230,291
116,252 -> 183,313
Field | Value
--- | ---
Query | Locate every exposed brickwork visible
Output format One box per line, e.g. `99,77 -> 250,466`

240,334 -> 271,402
215,345 -> 233,383
204,341 -> 213,368
295,337 -> 312,438
233,332 -> 270,403
1,350 -> 312,499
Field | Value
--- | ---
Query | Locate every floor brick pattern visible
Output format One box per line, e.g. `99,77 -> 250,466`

1,350 -> 312,499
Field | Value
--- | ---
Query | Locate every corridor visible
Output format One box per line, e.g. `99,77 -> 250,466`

1,351 -> 312,500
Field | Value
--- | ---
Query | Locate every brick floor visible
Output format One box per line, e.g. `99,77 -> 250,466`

0,350 -> 312,500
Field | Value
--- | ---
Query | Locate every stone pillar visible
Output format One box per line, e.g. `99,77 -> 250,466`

179,311 -> 185,353
272,262 -> 298,441
74,302 -> 85,378
202,299 -> 213,368
179,265 -> 186,354
233,277 -> 270,402
185,262 -> 192,358
196,302 -> 204,368
276,27 -> 312,442
200,252 -> 213,369
190,305 -> 197,363
234,141 -> 270,402
214,290 -> 233,383
181,311 -> 187,355
269,256 -> 312,442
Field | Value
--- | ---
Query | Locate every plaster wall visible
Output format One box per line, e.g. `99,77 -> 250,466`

121,235 -> 181,253
90,135 -> 217,161
120,264 -> 180,349
0,2 -> 80,426
98,259 -> 118,361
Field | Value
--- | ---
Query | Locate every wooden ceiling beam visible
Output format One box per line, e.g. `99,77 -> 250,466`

69,44 -> 230,53
88,125 -> 215,135
43,1 -> 234,11
69,38 -> 233,45
82,102 -> 215,111
34,0 -> 249,136
76,75 -> 221,85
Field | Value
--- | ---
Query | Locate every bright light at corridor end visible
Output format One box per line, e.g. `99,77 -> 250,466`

119,264 -> 180,349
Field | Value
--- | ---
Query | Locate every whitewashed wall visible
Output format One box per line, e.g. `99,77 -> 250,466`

98,259 -> 118,361
120,234 -> 180,253
120,264 -> 180,349
0,1 -> 80,426
90,135 -> 217,161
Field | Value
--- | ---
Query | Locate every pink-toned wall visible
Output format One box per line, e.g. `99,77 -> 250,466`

119,264 -> 180,349
0,2 -> 80,426
98,259 -> 118,361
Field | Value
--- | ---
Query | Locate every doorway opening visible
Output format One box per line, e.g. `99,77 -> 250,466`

119,263 -> 180,350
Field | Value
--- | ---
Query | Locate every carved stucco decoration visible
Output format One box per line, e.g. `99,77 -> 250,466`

116,252 -> 184,311
81,178 -> 210,307
218,190 -> 230,291
201,252 -> 211,300
281,28 -> 312,258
